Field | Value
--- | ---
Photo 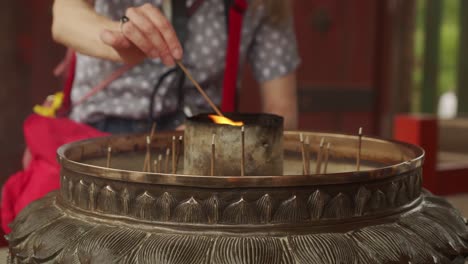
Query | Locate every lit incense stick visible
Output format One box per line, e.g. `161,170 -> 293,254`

176,61 -> 224,117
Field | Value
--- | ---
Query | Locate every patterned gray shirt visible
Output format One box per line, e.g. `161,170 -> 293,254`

70,0 -> 300,123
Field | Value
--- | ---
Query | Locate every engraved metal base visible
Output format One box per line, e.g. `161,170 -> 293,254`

7,190 -> 468,263
6,132 -> 468,263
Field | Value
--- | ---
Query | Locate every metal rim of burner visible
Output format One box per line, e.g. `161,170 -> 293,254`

57,131 -> 423,187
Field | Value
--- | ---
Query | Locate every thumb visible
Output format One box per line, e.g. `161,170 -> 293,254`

100,29 -> 131,49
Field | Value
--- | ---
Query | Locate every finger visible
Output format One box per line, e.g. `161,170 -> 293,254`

125,7 -> 166,59
140,4 -> 183,60
122,8 -> 156,57
100,29 -> 131,49
161,55 -> 175,66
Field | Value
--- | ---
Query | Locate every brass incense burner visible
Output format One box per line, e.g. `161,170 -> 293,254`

7,113 -> 468,263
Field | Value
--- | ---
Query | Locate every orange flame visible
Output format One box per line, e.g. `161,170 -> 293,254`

208,115 -> 244,126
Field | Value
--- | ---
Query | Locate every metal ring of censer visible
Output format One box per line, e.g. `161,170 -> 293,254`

6,113 -> 468,263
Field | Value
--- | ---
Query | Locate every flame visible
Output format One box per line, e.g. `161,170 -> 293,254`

208,115 -> 244,126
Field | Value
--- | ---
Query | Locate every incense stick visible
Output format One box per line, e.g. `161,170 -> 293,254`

165,148 -> 170,173
176,61 -> 224,117
211,134 -> 216,176
143,136 -> 151,172
175,136 -> 183,172
305,136 -> 311,175
106,146 -> 112,168
323,143 -> 331,174
158,154 -> 162,173
357,127 -> 363,171
172,136 -> 176,174
143,123 -> 157,171
300,133 -> 307,175
315,138 -> 325,174
154,160 -> 158,173
241,126 -> 245,176
150,123 -> 157,139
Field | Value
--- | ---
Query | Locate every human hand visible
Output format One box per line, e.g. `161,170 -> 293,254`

99,3 -> 183,66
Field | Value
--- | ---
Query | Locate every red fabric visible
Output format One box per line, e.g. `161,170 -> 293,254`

221,0 -> 248,112
1,114 -> 107,233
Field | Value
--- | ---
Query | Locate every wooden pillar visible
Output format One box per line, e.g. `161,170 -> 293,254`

0,0 -> 28,183
457,0 -> 468,116
421,0 -> 443,114
373,0 -> 416,137
0,0 -> 64,184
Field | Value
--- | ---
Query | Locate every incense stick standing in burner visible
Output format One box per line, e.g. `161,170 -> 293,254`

175,136 -> 183,171
106,146 -> 112,168
305,136 -> 311,175
165,148 -> 170,173
300,133 -> 307,175
143,124 -> 157,171
143,136 -> 151,172
323,143 -> 331,174
315,138 -> 325,174
356,127 -> 363,171
241,126 -> 245,177
211,134 -> 216,176
150,123 -> 156,139
153,160 -> 158,173
172,136 -> 176,173
158,154 -> 162,173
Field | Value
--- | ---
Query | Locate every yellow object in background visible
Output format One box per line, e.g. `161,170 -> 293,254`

33,92 -> 64,118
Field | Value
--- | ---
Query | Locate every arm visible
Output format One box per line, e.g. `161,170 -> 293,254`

260,72 -> 298,130
52,0 -> 182,65
52,0 -> 121,61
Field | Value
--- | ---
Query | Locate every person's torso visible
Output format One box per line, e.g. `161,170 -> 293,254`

70,0 -> 264,124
